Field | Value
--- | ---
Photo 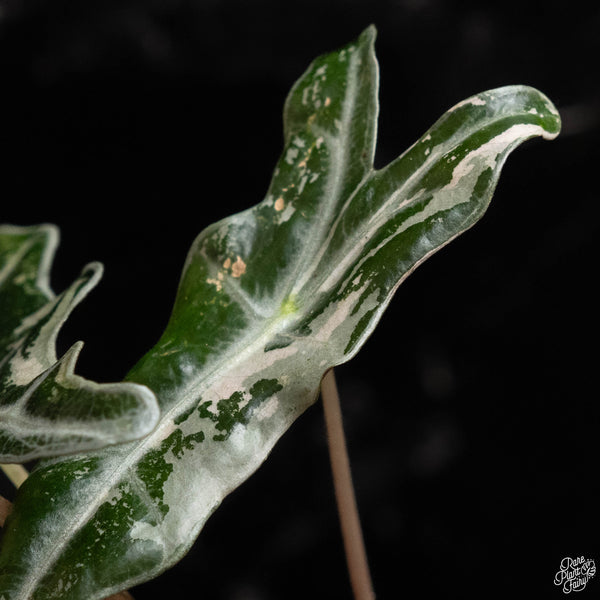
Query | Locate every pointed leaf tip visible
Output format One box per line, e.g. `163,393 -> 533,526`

448,85 -> 561,140
360,23 -> 378,43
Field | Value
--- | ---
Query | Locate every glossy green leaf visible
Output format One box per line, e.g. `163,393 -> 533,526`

0,26 -> 560,598
0,225 -> 160,462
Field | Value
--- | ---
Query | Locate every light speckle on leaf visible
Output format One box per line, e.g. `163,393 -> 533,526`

285,147 -> 299,165
206,278 -> 222,292
231,257 -> 246,278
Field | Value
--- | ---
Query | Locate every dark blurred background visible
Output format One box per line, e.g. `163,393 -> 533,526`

1,0 -> 599,598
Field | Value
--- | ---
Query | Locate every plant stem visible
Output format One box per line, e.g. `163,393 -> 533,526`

0,495 -> 12,527
321,369 -> 375,600
0,464 -> 29,488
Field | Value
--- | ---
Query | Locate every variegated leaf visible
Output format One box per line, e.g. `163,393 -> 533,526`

0,224 -> 160,462
0,26 -> 560,598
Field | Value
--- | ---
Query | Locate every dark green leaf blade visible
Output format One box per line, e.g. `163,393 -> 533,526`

0,225 -> 160,462
0,28 -> 560,599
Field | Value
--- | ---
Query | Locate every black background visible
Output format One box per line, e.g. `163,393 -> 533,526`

1,1 -> 599,598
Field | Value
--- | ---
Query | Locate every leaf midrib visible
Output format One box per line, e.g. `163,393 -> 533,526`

17,309 -> 303,597
275,46 -> 366,308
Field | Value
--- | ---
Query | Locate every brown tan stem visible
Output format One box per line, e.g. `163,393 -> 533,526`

321,369 -> 375,600
0,495 -> 12,528
1,463 -> 29,488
